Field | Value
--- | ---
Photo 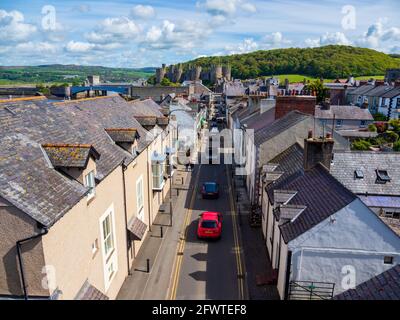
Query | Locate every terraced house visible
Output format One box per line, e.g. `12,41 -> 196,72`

0,96 -> 177,300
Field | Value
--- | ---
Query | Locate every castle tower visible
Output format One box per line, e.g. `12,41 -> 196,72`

222,65 -> 231,81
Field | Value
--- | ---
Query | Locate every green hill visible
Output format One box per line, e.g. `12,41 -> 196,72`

0,65 -> 155,85
181,45 -> 400,80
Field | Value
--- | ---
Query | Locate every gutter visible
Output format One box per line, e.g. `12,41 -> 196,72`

16,226 -> 49,300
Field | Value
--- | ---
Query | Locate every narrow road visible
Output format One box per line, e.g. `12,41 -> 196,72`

169,125 -> 246,300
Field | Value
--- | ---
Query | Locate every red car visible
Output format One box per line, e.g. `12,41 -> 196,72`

197,212 -> 222,240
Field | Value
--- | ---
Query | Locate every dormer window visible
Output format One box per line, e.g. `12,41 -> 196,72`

376,170 -> 391,184
105,128 -> 139,156
354,170 -> 364,179
85,170 -> 96,200
42,144 -> 100,191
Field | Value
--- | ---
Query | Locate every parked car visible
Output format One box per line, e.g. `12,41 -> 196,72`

201,182 -> 220,199
197,212 -> 222,239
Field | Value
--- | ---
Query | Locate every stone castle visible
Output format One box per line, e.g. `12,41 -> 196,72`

156,63 -> 232,84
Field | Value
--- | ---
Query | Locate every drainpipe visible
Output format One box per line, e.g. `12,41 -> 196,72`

284,250 -> 293,300
121,159 -> 132,275
147,147 -> 153,232
16,226 -> 48,300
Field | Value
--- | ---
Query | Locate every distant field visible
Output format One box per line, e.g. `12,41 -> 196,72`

0,65 -> 155,86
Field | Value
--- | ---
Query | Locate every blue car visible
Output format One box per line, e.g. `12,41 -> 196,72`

201,182 -> 220,199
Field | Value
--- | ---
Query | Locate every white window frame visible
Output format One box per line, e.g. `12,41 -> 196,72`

85,170 -> 96,201
99,204 -> 118,291
136,175 -> 144,221
152,162 -> 165,191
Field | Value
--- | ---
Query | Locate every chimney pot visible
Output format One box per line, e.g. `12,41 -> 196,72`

308,130 -> 313,139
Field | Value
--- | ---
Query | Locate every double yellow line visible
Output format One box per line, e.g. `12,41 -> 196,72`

168,165 -> 202,300
226,165 -> 246,300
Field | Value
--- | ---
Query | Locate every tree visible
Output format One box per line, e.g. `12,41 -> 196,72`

394,140 -> 400,152
374,113 -> 388,121
368,124 -> 377,132
305,80 -> 329,104
160,77 -> 180,87
389,119 -> 400,132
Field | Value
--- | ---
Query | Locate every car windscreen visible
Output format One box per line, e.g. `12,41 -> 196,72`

201,220 -> 217,229
204,183 -> 217,192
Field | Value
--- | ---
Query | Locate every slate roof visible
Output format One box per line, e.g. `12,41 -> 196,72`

266,143 -> 304,201
331,151 -> 400,196
315,105 -> 374,121
75,280 -> 109,300
381,87 -> 400,98
42,144 -> 100,168
364,85 -> 396,97
254,111 -> 310,146
348,84 -> 375,95
278,164 -> 357,243
225,82 -> 246,97
0,96 -> 155,227
334,265 -> 400,300
242,107 -> 276,131
105,128 -> 139,144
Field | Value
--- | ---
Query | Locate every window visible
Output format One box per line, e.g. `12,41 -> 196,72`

384,256 -> 394,265
152,162 -> 165,190
354,170 -> 364,179
132,146 -> 137,156
381,98 -> 388,108
360,120 -> 367,127
336,119 -> 343,127
85,170 -> 96,200
136,176 -> 144,221
376,170 -> 391,184
100,206 -> 118,291
397,98 -> 400,108
102,214 -> 114,259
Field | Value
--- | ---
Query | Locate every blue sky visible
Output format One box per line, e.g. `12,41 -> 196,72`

0,0 -> 399,67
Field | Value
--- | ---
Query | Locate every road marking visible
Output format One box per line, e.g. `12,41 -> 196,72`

226,166 -> 246,300
168,164 -> 202,300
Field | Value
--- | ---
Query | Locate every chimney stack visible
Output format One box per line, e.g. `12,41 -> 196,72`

361,98 -> 369,109
303,136 -> 334,171
321,98 -> 331,110
395,80 -> 400,88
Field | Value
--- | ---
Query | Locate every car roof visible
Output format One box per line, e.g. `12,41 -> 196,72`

202,211 -> 220,219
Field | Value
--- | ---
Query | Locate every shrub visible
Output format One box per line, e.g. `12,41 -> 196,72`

382,130 -> 399,143
373,113 -> 388,121
389,119 -> 400,132
352,140 -> 372,151
375,122 -> 388,133
394,140 -> 400,152
368,124 -> 377,132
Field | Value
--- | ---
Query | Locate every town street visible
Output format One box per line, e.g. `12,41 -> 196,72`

168,135 -> 246,300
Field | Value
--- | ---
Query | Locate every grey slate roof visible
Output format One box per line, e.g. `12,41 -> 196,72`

315,105 -> 374,121
364,85 -> 396,97
265,144 -> 356,243
331,151 -> 400,196
334,264 -> 400,300
105,128 -> 139,144
42,144 -> 100,169
381,87 -> 400,98
254,111 -> 310,146
278,164 -> 357,243
266,143 -> 304,201
348,84 -> 375,95
75,280 -> 109,300
0,96 -> 155,227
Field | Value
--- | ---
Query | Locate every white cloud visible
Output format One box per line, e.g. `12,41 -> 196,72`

65,41 -> 95,53
85,16 -> 141,44
198,0 -> 257,20
131,5 -> 155,19
143,20 -> 211,51
356,20 -> 400,52
14,41 -> 59,55
305,32 -> 351,47
0,10 -> 37,42
225,38 -> 259,55
261,32 -> 291,49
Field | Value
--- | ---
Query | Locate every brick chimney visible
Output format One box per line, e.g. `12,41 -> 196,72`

375,80 -> 385,86
303,134 -> 335,171
395,80 -> 400,88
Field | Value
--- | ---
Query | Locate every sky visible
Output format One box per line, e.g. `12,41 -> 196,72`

0,0 -> 399,68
